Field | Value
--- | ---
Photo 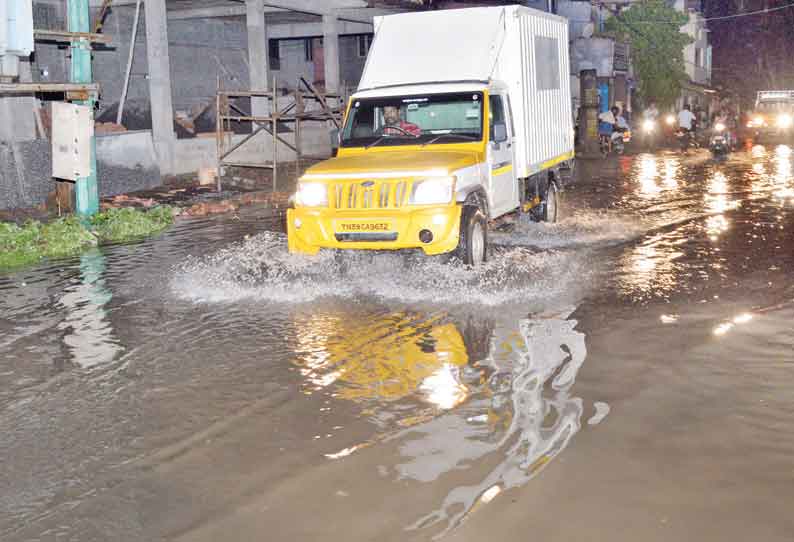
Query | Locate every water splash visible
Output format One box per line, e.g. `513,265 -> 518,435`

171,231 -> 592,306
490,211 -> 646,250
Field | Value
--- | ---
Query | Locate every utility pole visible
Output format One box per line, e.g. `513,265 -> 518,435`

68,0 -> 99,217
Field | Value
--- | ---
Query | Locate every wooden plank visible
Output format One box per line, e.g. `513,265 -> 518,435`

0,82 -> 100,94
34,29 -> 112,44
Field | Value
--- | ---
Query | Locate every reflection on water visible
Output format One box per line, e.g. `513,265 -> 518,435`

632,155 -> 681,199
397,309 -> 595,538
291,306 -> 599,538
638,155 -> 662,198
56,249 -> 121,368
773,145 -> 794,203
292,312 -> 472,409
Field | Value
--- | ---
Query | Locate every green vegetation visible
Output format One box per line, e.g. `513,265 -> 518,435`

0,206 -> 175,270
605,1 -> 693,109
91,206 -> 175,242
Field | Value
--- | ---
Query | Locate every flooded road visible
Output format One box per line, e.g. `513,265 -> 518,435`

2,145 -> 794,541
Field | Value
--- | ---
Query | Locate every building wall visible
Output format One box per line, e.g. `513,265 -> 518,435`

676,0 -> 711,85
270,35 -> 369,92
31,4 -> 371,118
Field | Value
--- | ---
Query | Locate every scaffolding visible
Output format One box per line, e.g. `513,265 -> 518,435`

215,77 -> 346,193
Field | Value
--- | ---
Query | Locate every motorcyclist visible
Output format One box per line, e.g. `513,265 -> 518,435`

677,104 -> 697,150
644,101 -> 660,122
715,109 -> 737,149
598,106 -> 618,153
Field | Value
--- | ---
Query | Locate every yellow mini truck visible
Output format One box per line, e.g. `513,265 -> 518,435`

287,6 -> 575,265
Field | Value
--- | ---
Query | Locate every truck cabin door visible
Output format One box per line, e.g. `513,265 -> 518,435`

488,94 -> 517,217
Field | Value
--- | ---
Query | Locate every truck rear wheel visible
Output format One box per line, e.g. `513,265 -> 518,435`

453,206 -> 488,266
531,181 -> 559,223
544,182 -> 559,222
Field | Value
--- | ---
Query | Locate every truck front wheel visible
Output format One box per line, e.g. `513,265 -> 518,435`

453,206 -> 488,266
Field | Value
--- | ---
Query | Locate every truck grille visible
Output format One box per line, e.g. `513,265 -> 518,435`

332,180 -> 411,210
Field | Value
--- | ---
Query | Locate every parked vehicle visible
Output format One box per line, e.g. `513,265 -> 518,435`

746,91 -> 794,141
287,6 -> 575,266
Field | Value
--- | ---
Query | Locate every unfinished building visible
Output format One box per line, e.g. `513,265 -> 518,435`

0,0 -> 400,211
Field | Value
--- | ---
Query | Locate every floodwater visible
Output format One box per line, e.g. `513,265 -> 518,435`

1,145 -> 794,541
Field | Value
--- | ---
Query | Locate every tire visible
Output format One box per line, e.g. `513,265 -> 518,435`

452,206 -> 488,266
531,180 -> 559,223
543,182 -> 559,223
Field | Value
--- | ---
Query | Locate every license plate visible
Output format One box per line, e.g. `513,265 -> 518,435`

335,220 -> 393,233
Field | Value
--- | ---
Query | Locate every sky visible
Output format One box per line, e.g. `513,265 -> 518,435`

704,0 -> 794,103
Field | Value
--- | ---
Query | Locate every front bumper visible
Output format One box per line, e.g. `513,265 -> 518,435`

287,205 -> 463,256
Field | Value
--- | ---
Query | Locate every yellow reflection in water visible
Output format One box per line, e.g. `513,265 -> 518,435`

662,158 -> 679,190
773,145 -> 794,203
714,312 -> 754,336
704,171 -> 738,241
621,236 -> 680,296
292,312 -> 469,408
637,155 -> 661,198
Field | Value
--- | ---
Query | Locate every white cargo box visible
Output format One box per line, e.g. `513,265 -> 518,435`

360,6 -> 574,178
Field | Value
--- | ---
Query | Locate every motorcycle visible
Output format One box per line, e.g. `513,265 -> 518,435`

641,118 -> 658,150
600,127 -> 630,157
663,114 -> 678,144
676,125 -> 699,154
709,122 -> 731,157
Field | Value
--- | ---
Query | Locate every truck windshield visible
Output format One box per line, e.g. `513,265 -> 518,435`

758,101 -> 794,112
341,92 -> 484,148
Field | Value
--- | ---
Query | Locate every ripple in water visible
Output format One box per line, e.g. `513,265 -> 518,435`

170,231 -> 592,306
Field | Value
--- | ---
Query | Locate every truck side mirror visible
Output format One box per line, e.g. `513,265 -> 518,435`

493,122 -> 508,143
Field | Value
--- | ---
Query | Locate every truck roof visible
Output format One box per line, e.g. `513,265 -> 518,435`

757,91 -> 794,102
357,6 -> 564,92
352,82 -> 489,100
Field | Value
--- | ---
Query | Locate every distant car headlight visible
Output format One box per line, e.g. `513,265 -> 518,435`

295,182 -> 328,207
665,115 -> 676,126
642,119 -> 655,133
409,176 -> 455,205
777,113 -> 793,128
750,115 -> 765,127
714,122 -> 726,132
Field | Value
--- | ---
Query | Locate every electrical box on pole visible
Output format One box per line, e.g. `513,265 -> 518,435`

51,101 -> 94,181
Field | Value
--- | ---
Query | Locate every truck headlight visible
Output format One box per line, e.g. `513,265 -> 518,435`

777,114 -> 793,129
409,176 -> 455,205
295,182 -> 328,207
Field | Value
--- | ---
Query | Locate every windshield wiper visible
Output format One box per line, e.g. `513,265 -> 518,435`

421,133 -> 478,147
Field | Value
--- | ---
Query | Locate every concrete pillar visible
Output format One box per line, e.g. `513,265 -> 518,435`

144,0 -> 175,175
246,0 -> 269,121
579,69 -> 599,156
322,14 -> 340,94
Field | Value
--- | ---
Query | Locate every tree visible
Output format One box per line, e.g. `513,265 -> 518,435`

605,0 -> 693,109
